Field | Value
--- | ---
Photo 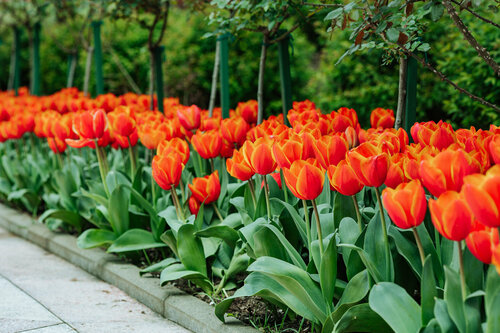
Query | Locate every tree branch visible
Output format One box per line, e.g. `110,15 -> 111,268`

302,2 -> 342,8
450,0 -> 500,29
442,0 -> 500,76
153,1 -> 170,48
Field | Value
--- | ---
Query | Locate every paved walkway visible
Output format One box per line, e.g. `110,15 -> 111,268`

0,227 -> 191,333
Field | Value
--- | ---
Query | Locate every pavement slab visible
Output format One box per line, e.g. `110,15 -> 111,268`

0,227 -> 191,333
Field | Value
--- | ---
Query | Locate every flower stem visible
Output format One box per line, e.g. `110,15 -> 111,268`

127,137 -> 137,179
352,195 -> 363,232
94,140 -> 109,197
280,169 -> 288,203
210,158 -> 215,173
179,178 -> 186,204
171,188 -> 184,221
375,187 -> 391,281
457,241 -> 467,299
212,202 -> 224,222
412,227 -> 426,266
262,175 -> 272,221
303,199 -> 311,258
248,179 -> 257,209
311,199 -> 324,255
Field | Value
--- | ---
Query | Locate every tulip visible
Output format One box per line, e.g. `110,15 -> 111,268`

177,105 -> 201,131
383,180 -> 427,263
272,136 -> 303,169
226,150 -> 255,182
152,152 -> 184,191
429,191 -> 473,242
466,223 -> 499,264
188,196 -> 201,216
490,134 -> 500,165
157,138 -> 190,166
493,244 -> 500,275
370,108 -> 395,129
313,134 -> 349,169
419,148 -> 480,197
235,100 -> 258,124
283,158 -> 324,201
411,121 -> 456,150
327,160 -> 364,196
462,165 -> 500,228
48,137 -> 67,155
188,171 -> 221,205
191,129 -> 222,160
109,110 -> 136,138
346,142 -> 390,188
241,137 -> 277,175
220,117 -> 249,147
73,109 -> 108,140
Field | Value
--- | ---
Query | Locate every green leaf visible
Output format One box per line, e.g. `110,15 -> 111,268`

485,266 -> 500,333
195,225 -> 239,249
444,266 -> 466,332
338,217 -> 361,265
324,8 -> 343,21
337,269 -> 370,307
193,203 -> 204,231
140,258 -> 177,276
108,185 -> 130,235
333,193 -> 357,229
389,226 -> 421,278
81,188 -> 108,206
160,263 -> 213,294
271,197 -> 307,245
77,228 -> 116,249
320,236 -> 337,306
107,229 -> 167,253
386,28 -> 400,42
430,4 -> 444,21
421,255 -> 437,326
125,185 -> 163,240
332,303 -> 391,333
364,214 -> 393,281
434,299 -> 458,333
369,282 -> 421,333
160,230 -> 179,258
38,209 -> 83,232
177,224 -> 207,276
106,170 -> 131,194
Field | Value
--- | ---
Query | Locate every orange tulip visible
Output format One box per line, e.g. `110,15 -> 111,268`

462,165 -> 500,228
188,171 -> 221,204
48,137 -> 67,154
466,223 -> 499,264
272,136 -> 303,169
152,152 -> 184,191
429,191 -> 473,241
177,105 -> 201,131
419,148 -> 481,197
411,121 -> 456,150
492,244 -> 500,275
490,134 -> 500,165
382,180 -> 427,229
138,122 -> 167,150
283,158 -> 325,200
157,137 -> 190,165
220,116 -> 249,147
191,129 -> 222,159
313,134 -> 349,169
370,108 -> 395,129
226,150 -> 255,181
241,137 -> 277,175
327,160 -> 364,196
235,100 -> 258,124
72,109 -> 108,139
109,111 -> 136,138
346,142 -> 390,187
188,196 -> 201,216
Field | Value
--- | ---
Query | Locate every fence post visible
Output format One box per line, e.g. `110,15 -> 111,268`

92,20 -> 104,96
13,27 -> 21,96
277,31 -> 292,126
404,57 -> 417,133
218,33 -> 230,119
153,46 -> 165,114
32,22 -> 41,96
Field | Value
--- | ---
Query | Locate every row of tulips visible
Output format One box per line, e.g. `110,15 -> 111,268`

1,87 -> 499,333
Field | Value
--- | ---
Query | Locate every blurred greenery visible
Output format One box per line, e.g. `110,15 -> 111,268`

0,6 -> 498,129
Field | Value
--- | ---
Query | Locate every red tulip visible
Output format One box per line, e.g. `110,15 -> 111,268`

272,136 -> 303,169
191,129 -> 222,159
235,100 -> 258,124
370,108 -> 395,129
220,116 -> 249,147
157,137 -> 190,165
283,158 -> 325,200
188,196 -> 201,216
346,142 -> 390,187
313,134 -> 349,169
188,171 -> 221,204
241,137 -> 277,175
72,109 -> 108,140
177,105 -> 201,131
382,180 -> 427,229
429,191 -> 473,241
490,134 -> 500,165
152,152 -> 184,191
327,160 -> 364,196
226,150 -> 255,181
466,223 -> 499,264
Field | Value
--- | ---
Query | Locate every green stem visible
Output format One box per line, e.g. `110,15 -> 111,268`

262,175 -> 272,221
94,140 -> 110,197
127,137 -> 137,179
279,169 -> 288,203
212,202 -> 224,222
143,249 -> 152,266
311,199 -> 324,255
151,172 -> 157,209
210,158 -> 215,173
458,241 -> 467,299
179,178 -> 186,204
434,227 -> 442,262
375,187 -> 391,281
412,227 -> 426,266
352,195 -> 363,232
171,188 -> 185,221
303,199 -> 311,257
248,179 -> 257,209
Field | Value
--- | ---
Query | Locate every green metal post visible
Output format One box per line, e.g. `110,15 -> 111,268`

218,33 -> 230,119
153,46 -> 165,114
13,27 -> 21,96
32,22 -> 41,96
404,57 -> 417,133
277,31 -> 292,126
92,21 -> 104,96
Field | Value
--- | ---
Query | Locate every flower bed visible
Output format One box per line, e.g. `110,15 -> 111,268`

0,87 -> 499,333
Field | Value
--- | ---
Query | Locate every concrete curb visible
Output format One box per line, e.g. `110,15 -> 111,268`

0,204 -> 256,333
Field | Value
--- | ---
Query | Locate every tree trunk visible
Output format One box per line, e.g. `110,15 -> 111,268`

395,56 -> 408,129
28,28 -> 34,94
149,49 -> 155,110
8,34 -> 16,91
67,53 -> 77,88
257,35 -> 269,125
208,40 -> 220,117
83,46 -> 93,97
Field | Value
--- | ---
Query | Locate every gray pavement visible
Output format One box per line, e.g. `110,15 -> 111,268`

0,227 -> 191,333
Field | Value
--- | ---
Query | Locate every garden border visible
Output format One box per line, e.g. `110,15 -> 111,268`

0,204 -> 257,333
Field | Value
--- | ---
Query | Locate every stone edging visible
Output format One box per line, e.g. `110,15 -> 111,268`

0,204 -> 256,333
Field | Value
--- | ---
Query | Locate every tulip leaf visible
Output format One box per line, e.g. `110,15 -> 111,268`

195,224 -> 239,249
77,228 -> 117,249
463,247 -> 483,293
249,257 -> 328,323
107,229 -> 167,253
485,266 -> 500,333
193,203 -> 204,231
81,188 -> 109,206
271,197 -> 307,245
434,299 -> 457,333
177,223 -> 207,276
368,282 -> 421,333
338,217 -> 361,265
320,237 -> 338,307
258,224 -> 306,270
364,213 -> 394,282
332,303 -> 392,333
106,170 -> 131,194
333,192 -> 357,229
388,226 -> 422,278
125,185 -> 163,240
160,263 -> 213,294
337,269 -> 370,307
421,255 -> 437,326
140,258 -> 178,276
160,230 -> 179,258
38,209 -> 83,232
108,185 -> 130,236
